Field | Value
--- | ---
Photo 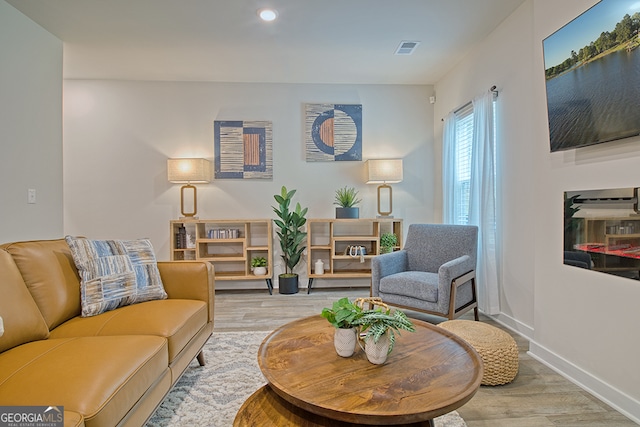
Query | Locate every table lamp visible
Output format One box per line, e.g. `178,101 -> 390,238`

167,158 -> 211,218
365,159 -> 403,217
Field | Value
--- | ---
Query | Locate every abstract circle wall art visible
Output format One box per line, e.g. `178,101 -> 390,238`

305,104 -> 362,162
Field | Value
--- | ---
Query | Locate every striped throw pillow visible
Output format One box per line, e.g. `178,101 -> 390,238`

65,236 -> 168,317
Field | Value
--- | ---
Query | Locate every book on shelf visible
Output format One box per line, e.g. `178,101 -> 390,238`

208,228 -> 241,239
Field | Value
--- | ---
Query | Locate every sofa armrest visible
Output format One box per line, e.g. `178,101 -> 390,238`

157,261 -> 215,322
371,250 -> 409,296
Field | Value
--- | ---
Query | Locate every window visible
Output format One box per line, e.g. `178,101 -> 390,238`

448,99 -> 497,226
452,103 -> 474,225
443,91 -> 500,314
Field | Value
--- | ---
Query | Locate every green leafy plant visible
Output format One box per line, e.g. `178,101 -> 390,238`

251,256 -> 267,268
354,307 -> 415,354
380,232 -> 398,253
334,186 -> 362,208
321,297 -> 363,329
272,186 -> 308,276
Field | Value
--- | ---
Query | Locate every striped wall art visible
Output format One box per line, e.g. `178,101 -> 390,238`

214,120 -> 272,179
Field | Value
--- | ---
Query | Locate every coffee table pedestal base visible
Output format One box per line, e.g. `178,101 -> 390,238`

234,385 -> 434,427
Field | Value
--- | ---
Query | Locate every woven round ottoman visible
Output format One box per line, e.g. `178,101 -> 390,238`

439,320 -> 518,386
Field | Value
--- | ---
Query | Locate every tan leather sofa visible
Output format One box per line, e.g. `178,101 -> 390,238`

0,239 -> 215,427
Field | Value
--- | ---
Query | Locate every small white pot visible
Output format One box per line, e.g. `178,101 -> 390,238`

364,333 -> 390,365
253,266 -> 267,276
334,327 -> 357,357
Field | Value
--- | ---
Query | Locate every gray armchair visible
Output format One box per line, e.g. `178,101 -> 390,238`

371,224 -> 479,321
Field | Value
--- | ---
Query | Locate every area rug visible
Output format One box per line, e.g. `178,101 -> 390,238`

146,331 -> 467,427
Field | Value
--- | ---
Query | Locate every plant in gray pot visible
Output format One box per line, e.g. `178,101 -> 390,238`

272,186 -> 308,294
334,186 -> 362,219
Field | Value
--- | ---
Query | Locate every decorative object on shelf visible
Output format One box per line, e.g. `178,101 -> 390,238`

365,159 -> 403,217
305,103 -> 362,162
214,120 -> 272,179
314,259 -> 324,275
251,257 -> 267,276
344,245 -> 366,263
353,297 -> 415,365
272,186 -> 308,294
334,186 -> 362,218
380,232 -> 398,254
321,297 -> 363,357
167,158 -> 211,218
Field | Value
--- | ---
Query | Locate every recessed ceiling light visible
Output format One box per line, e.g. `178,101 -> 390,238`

258,8 -> 278,22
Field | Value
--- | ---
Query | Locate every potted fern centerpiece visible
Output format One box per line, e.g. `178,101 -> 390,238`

272,186 -> 308,294
334,186 -> 361,219
353,297 -> 415,364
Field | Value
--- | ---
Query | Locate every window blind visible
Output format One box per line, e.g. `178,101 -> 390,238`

454,103 -> 474,225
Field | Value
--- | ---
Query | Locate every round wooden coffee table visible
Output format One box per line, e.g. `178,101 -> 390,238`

234,315 -> 482,426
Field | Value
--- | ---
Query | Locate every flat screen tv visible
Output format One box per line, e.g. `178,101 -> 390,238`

543,0 -> 640,152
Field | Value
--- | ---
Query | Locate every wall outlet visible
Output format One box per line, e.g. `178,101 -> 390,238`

28,189 -> 36,204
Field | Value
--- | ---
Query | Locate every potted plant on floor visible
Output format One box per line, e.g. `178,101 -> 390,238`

353,297 -> 415,364
380,232 -> 398,254
251,256 -> 268,276
321,297 -> 363,357
272,186 -> 308,294
334,186 -> 362,219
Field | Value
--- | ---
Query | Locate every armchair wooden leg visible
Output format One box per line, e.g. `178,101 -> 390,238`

197,350 -> 206,366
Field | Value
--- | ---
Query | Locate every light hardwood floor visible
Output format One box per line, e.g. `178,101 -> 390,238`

213,287 -> 638,426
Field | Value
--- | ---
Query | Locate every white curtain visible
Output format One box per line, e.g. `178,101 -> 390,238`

443,91 -> 501,315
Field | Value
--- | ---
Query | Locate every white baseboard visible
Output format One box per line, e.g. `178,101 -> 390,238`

484,312 -> 640,424
483,310 -> 534,340
528,340 -> 640,424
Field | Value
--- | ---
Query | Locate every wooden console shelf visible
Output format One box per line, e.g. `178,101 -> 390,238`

170,219 -> 274,293
306,218 -> 402,293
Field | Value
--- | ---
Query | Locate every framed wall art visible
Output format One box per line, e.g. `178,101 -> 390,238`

214,120 -> 272,179
305,103 -> 362,162
543,0 -> 640,152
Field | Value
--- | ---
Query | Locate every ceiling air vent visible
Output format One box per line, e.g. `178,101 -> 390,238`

395,40 -> 420,55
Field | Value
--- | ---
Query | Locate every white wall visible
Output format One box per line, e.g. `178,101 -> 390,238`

63,80 -> 435,288
0,1 -> 63,242
436,0 -> 640,421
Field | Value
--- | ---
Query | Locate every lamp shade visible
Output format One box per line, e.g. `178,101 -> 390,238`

365,159 -> 403,184
167,158 -> 211,183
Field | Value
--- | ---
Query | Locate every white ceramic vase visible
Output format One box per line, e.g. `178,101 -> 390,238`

364,332 -> 390,364
334,327 -> 357,357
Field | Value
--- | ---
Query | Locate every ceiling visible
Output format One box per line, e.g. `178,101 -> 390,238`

7,0 -> 527,85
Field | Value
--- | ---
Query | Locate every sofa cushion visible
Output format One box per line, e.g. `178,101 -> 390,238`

0,335 -> 169,427
2,239 -> 81,330
0,250 -> 50,352
379,271 -> 439,303
50,299 -> 208,364
65,237 -> 167,317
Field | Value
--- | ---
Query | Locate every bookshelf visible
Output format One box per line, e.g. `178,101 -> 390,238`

170,219 -> 274,293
